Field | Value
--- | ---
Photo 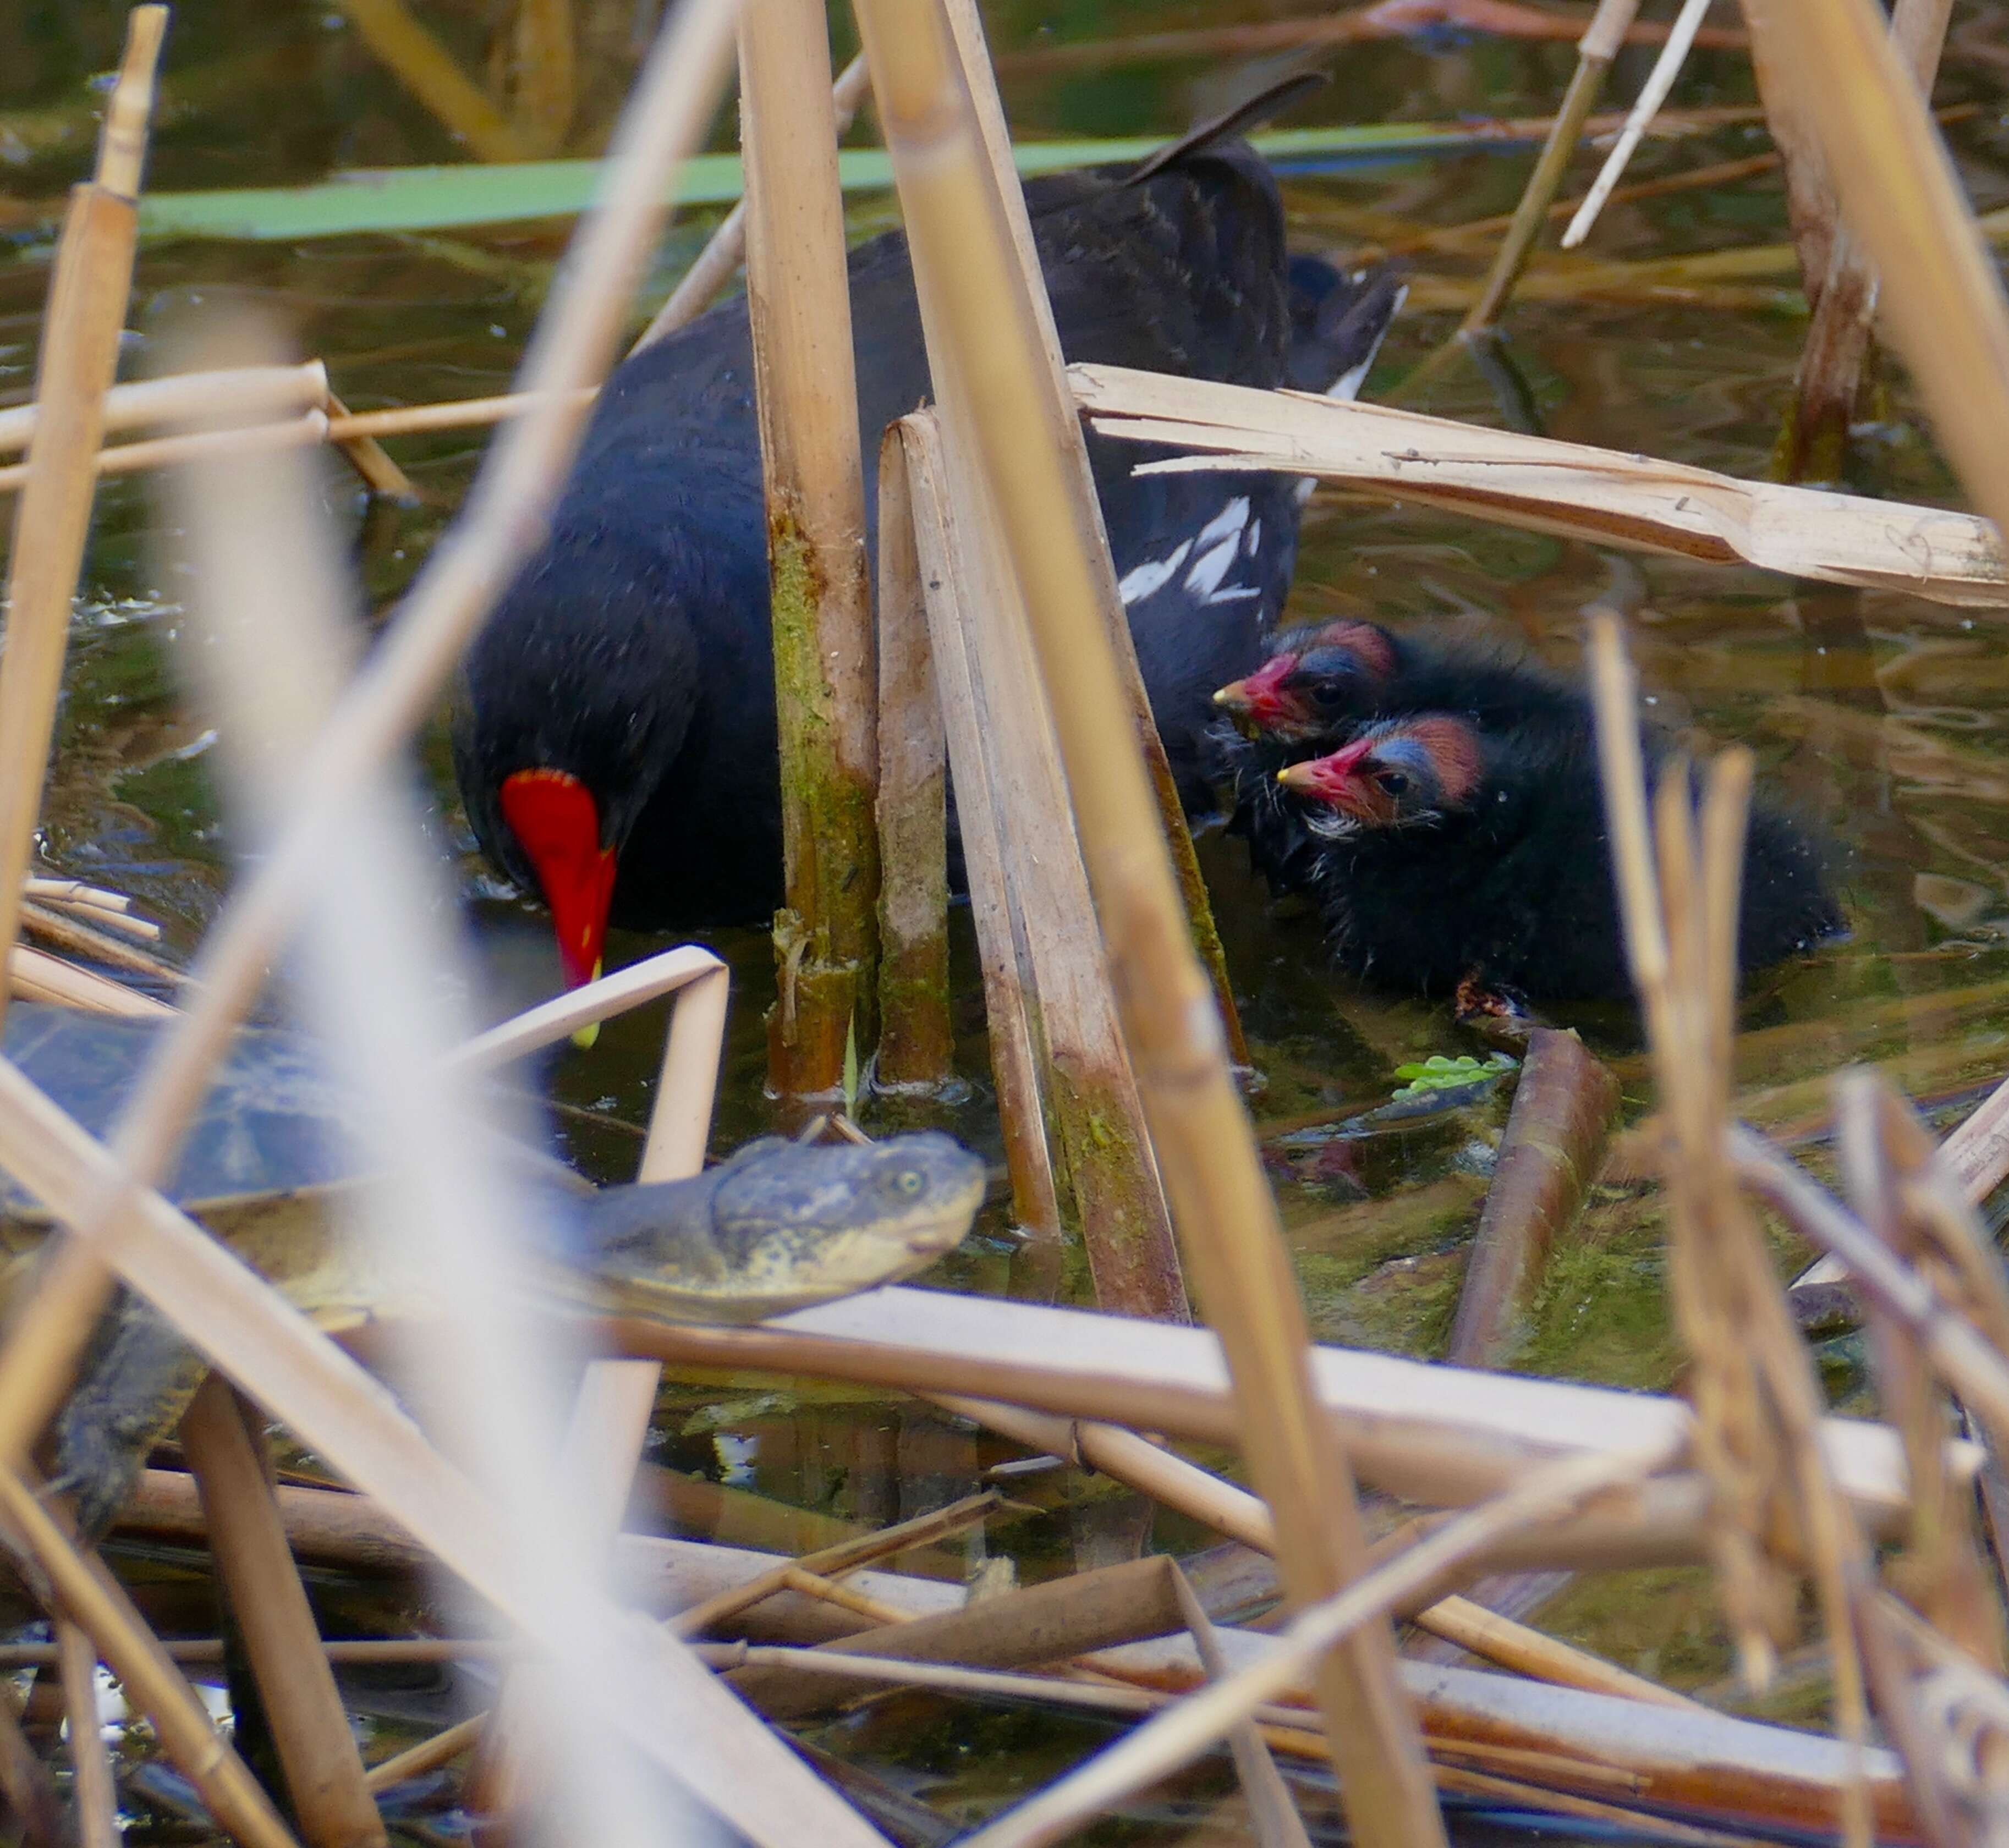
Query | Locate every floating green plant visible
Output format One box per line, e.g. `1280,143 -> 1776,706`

1390,1050 -> 1516,1101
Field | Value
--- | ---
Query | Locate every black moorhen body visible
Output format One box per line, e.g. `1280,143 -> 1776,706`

453,128 -> 1403,986
1209,618 -> 1587,891
1266,700 -> 1843,1003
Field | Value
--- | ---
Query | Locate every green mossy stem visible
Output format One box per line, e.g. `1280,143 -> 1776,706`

876,943 -> 953,1091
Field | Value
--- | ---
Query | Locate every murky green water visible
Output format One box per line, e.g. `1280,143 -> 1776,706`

11,0 -> 2009,1838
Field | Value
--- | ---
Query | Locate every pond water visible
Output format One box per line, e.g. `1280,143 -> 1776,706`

10,0 -> 2009,1839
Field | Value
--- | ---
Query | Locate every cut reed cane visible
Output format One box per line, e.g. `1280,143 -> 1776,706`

180,1379 -> 386,1848
632,50 -> 874,354
1412,0 -> 1639,379
854,1 -> 1440,1836
19,898 -> 182,985
1755,0 -> 2009,541
955,1435 -> 1682,1848
0,6 -> 167,1041
872,429 -> 954,1093
1446,1028 -> 1618,1369
739,0 -> 881,1103
0,0 -> 740,1504
639,956 -> 728,1180
0,361 -> 326,458
1769,0 -> 1953,482
1561,0 -> 1716,249
8,943 -> 175,1016
322,389 -> 415,501
0,1458 -> 300,1848
364,1712 -> 487,1794
889,413 -> 1064,1242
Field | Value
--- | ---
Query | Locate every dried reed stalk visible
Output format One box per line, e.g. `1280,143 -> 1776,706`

0,0 -> 739,1505
1446,1030 -> 1617,1370
885,414 -> 1057,1240
1561,0 -> 1715,249
0,1458 -> 300,1848
1075,365 -> 2009,608
955,1435 -> 1681,1848
1439,0 -> 1640,347
0,6 -> 167,1040
449,943 -> 724,1073
8,942 -> 174,1015
364,1712 -> 487,1793
180,1378 -> 385,1848
54,1623 -> 112,1848
895,405 -> 1173,1301
739,0 -> 881,1102
506,0 -> 578,154
1755,0 -> 2009,540
938,1396 -> 1698,1710
614,1281 -> 1939,1522
872,430 -> 954,1093
632,51 -> 873,354
854,3 -> 1439,1836
639,956 -> 728,1181
334,0 -> 535,161
1588,614 -> 1886,1848
0,1676 -> 59,1848
1772,0 -> 1953,481
19,898 -> 180,985
0,361 -> 325,458
0,411 -> 331,496
321,389 -> 415,501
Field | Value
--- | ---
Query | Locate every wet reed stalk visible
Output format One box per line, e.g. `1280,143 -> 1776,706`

180,1378 -> 385,1848
0,6 -> 166,1034
633,51 -> 873,353
638,956 -> 728,1180
1774,0 -> 1952,482
880,418 -> 1062,1231
1754,0 -> 2009,534
0,0 -> 739,1503
1438,0 -> 1640,359
0,1458 -> 300,1848
1446,1028 -> 1619,1369
739,0 -> 881,1103
853,1 -> 1442,1838
333,0 -> 535,161
56,1625 -> 114,1848
872,431 -> 954,1091
0,1674 -> 61,1848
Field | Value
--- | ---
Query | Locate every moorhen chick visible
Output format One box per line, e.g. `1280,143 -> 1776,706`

1209,617 -> 1587,890
1269,705 -> 1843,1002
453,110 -> 1404,988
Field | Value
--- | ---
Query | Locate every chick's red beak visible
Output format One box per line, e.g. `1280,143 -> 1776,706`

1277,735 -> 1374,810
1212,652 -> 1303,733
498,768 -> 617,989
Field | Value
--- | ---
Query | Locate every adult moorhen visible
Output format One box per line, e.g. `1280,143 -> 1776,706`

453,109 -> 1403,988
1267,701 -> 1843,1003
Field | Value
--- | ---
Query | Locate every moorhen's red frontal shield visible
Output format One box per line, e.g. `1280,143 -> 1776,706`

498,768 -> 618,988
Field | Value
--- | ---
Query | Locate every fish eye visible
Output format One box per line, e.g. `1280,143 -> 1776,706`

1375,769 -> 1410,796
891,1168 -> 924,1194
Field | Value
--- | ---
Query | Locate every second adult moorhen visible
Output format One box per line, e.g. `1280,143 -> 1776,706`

453,108 -> 1403,987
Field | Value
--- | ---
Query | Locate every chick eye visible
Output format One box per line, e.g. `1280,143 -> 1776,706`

891,1168 -> 924,1195
1309,682 -> 1352,710
1375,770 -> 1410,796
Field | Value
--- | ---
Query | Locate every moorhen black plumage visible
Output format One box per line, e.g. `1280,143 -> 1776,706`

453,115 -> 1404,988
1209,617 -> 1587,890
1261,696 -> 1844,1004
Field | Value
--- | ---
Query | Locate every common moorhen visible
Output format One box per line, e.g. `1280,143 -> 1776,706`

1209,617 -> 1587,890
453,117 -> 1403,987
1267,702 -> 1843,1002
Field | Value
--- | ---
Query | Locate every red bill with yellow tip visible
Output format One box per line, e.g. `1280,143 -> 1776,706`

498,767 -> 618,998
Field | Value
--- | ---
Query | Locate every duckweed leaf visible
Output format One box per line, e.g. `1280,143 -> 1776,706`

1390,1050 -> 1516,1101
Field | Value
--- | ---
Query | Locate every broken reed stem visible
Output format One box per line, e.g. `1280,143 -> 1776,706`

891,416 -> 1064,1237
1561,0 -> 1715,249
1445,1027 -> 1619,1370
19,898 -> 182,985
1755,0 -> 2009,540
1587,615 -> 1875,1848
180,1378 -> 385,1848
0,1679 -> 61,1848
363,1712 -> 487,1794
1456,0 -> 1640,336
938,1395 -> 1698,1711
0,0 -> 740,1495
854,0 -> 1439,1838
334,0 -> 536,162
956,1435 -> 1682,1848
740,0 -> 881,1103
321,388 -> 415,501
0,6 -> 167,1041
1775,0 -> 1953,483
9,941 -> 175,1016
0,361 -> 326,458
872,431 -> 954,1093
56,1621 -> 117,1848
639,958 -> 728,1181
0,1458 -> 301,1848
632,50 -> 873,354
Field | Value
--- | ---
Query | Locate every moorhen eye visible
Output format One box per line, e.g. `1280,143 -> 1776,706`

1309,682 -> 1353,710
1375,770 -> 1409,796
